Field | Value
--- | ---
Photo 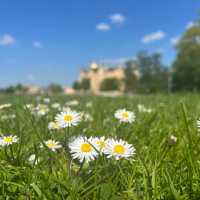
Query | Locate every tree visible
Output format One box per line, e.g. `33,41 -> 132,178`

72,81 -> 81,90
100,78 -> 120,91
72,79 -> 90,90
172,18 -> 200,91
124,60 -> 138,93
81,79 -> 90,90
3,84 -> 26,94
136,51 -> 168,93
47,83 -> 63,93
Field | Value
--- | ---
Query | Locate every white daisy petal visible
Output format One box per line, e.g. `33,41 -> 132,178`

0,135 -> 18,146
55,110 -> 81,128
104,138 -> 135,160
68,136 -> 98,163
114,108 -> 135,123
43,139 -> 62,152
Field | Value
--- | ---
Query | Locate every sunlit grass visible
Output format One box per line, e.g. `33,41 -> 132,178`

0,93 -> 200,199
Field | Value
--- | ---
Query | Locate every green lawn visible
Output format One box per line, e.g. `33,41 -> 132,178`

0,94 -> 200,200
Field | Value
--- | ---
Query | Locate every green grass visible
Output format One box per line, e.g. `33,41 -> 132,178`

0,93 -> 200,199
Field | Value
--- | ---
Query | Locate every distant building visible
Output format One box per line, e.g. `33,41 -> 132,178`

79,62 -> 127,93
63,87 -> 75,95
24,85 -> 44,95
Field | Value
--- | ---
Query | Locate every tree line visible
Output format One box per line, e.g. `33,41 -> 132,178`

73,13 -> 200,94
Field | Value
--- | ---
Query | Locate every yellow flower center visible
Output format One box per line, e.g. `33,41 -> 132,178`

3,137 -> 13,143
81,143 -> 92,152
47,142 -> 55,148
122,112 -> 129,118
113,144 -> 125,154
64,115 -> 73,122
96,140 -> 106,149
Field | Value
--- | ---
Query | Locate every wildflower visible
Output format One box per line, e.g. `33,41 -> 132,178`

43,140 -> 62,152
86,102 -> 93,108
51,103 -> 61,110
43,98 -> 50,104
1,114 -> 16,121
137,104 -> 152,113
197,118 -> 200,131
48,121 -> 61,130
92,136 -> 108,153
28,154 -> 39,164
0,135 -> 18,146
114,108 -> 135,123
32,104 -> 49,116
68,136 -> 98,162
55,110 -> 81,128
65,100 -> 79,106
168,135 -> 177,145
104,138 -> 135,160
82,112 -> 93,122
24,104 -> 34,110
0,103 -> 11,110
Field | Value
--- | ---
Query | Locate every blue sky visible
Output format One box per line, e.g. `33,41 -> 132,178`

0,0 -> 199,87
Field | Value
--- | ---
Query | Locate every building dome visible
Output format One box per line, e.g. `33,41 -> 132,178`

90,62 -> 98,70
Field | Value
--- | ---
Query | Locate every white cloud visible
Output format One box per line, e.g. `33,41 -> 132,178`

142,31 -> 166,43
96,23 -> 111,31
0,34 -> 16,46
170,37 -> 180,46
33,41 -> 43,48
109,13 -> 125,24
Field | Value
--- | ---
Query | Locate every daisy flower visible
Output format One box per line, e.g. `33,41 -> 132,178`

68,136 -> 98,162
168,135 -> 177,145
43,140 -> 62,152
43,98 -> 50,104
81,112 -> 93,122
51,103 -> 61,110
32,104 -> 49,116
86,102 -> 93,108
48,121 -> 61,130
0,135 -> 18,146
37,104 -> 49,116
0,103 -> 11,110
1,114 -> 16,121
55,110 -> 81,128
104,138 -> 135,160
24,104 -> 34,110
197,118 -> 200,131
137,104 -> 152,113
28,154 -> 40,165
92,136 -> 108,153
114,108 -> 135,123
65,100 -> 79,106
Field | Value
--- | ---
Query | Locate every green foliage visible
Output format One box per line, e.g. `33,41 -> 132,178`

124,60 -> 138,93
172,18 -> 200,91
72,81 -> 82,90
73,79 -> 90,90
47,83 -> 63,94
100,78 -> 120,91
136,51 -> 169,93
2,84 -> 26,94
1,93 -> 200,199
81,79 -> 90,90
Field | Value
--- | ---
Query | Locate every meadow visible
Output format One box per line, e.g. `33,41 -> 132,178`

0,93 -> 200,200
